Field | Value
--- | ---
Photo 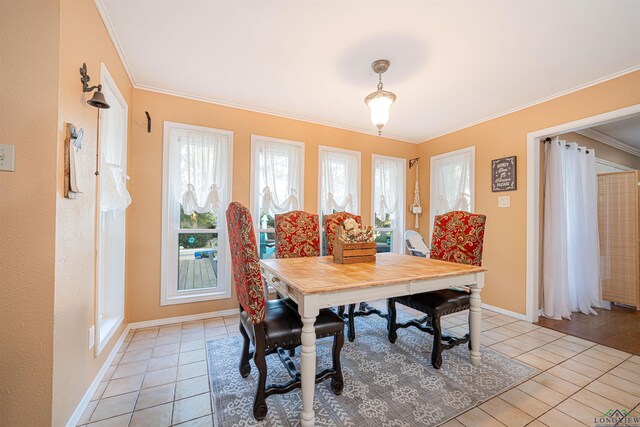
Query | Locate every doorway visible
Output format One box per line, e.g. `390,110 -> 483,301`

526,107 -> 640,355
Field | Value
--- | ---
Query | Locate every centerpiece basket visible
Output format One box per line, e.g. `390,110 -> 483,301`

332,219 -> 377,264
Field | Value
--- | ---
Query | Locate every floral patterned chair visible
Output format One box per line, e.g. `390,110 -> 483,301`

324,211 -> 386,342
387,211 -> 486,369
226,202 -> 344,420
275,210 -> 320,258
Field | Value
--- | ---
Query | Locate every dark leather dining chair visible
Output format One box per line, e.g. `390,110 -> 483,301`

324,211 -> 386,342
226,202 -> 344,420
387,211 -> 486,369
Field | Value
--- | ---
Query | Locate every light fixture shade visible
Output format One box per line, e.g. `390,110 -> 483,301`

365,89 -> 396,134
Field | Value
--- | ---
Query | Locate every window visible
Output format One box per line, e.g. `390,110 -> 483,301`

429,146 -> 475,241
319,146 -> 361,253
161,122 -> 233,305
250,135 -> 304,259
372,155 -> 406,254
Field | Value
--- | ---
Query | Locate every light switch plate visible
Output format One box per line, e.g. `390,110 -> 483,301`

498,196 -> 511,208
0,144 -> 15,171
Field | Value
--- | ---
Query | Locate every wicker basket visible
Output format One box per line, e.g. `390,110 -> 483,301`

332,228 -> 377,264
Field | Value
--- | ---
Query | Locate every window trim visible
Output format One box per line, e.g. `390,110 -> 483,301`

249,135 -> 305,239
371,154 -> 406,254
428,146 -> 476,241
161,121 -> 233,306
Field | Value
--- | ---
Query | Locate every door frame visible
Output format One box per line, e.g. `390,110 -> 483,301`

95,63 -> 128,355
525,103 -> 640,322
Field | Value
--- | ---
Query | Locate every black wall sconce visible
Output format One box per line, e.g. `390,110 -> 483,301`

80,63 -> 110,109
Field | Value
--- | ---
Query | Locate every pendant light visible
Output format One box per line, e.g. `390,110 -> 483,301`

364,59 -> 396,136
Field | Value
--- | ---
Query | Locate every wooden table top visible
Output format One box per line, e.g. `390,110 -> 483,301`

260,253 -> 486,295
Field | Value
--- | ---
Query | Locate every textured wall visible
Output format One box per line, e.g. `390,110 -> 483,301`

128,88 -> 420,322
0,0 -> 60,425
417,70 -> 640,314
51,0 -> 133,425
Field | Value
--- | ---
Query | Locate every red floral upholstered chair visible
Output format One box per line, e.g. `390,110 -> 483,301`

226,202 -> 344,421
323,212 -> 362,256
323,212 -> 385,342
387,211 -> 486,369
275,210 -> 320,258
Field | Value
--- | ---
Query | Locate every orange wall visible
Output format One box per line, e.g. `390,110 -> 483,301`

0,1 -> 60,425
51,0 -> 134,425
417,70 -> 640,315
128,89 -> 419,322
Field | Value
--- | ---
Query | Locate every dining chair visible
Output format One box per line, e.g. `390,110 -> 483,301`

226,202 -> 345,420
387,210 -> 486,369
324,211 -> 386,342
274,210 -> 321,258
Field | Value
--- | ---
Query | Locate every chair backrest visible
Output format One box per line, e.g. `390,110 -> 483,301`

430,211 -> 486,266
404,230 -> 429,257
275,210 -> 321,258
226,202 -> 266,324
323,212 -> 362,256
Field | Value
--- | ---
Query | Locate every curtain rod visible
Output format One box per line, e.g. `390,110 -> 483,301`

543,137 -> 590,154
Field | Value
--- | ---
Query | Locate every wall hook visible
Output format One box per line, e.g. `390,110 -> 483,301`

145,111 -> 151,133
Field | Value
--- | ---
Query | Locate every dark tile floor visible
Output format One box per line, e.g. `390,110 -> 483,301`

536,305 -> 640,355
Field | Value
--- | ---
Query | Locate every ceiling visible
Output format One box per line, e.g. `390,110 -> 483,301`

592,114 -> 640,149
99,0 -> 640,143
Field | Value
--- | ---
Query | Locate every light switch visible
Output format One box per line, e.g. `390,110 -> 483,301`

498,196 -> 510,208
0,144 -> 15,171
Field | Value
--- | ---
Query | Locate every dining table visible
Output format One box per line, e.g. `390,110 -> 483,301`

259,252 -> 486,427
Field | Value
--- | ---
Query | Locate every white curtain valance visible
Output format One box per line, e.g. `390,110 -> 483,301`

320,149 -> 359,214
173,129 -> 228,215
432,150 -> 472,217
254,139 -> 302,218
373,156 -> 404,221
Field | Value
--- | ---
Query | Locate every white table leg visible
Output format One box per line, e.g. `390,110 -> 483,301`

469,284 -> 482,366
300,312 -> 317,426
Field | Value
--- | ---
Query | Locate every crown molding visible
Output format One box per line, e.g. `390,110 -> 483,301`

94,0 -> 137,86
576,128 -> 640,158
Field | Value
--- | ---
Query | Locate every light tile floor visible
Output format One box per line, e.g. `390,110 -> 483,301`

79,305 -> 640,426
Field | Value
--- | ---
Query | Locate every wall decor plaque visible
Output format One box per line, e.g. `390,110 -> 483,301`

492,156 -> 517,192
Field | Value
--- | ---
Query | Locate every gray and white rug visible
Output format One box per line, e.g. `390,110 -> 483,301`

207,314 -> 537,426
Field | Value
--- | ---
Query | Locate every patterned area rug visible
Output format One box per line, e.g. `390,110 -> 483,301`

207,314 -> 537,426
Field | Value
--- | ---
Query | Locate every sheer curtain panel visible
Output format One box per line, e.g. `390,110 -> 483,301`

320,148 -> 360,214
542,137 -> 599,319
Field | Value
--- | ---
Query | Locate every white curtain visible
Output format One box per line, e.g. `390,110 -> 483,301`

320,149 -> 359,214
254,139 -> 302,219
542,137 -> 600,319
373,157 -> 403,221
430,150 -> 472,230
172,129 -> 228,215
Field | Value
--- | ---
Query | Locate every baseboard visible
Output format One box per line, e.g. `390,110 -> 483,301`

128,308 -> 239,330
482,303 -> 527,321
65,325 -> 130,427
66,307 -> 239,426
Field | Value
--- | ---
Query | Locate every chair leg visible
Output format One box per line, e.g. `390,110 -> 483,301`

387,299 -> 398,344
337,305 -> 345,318
347,304 -> 356,342
431,315 -> 443,369
468,311 -> 472,350
238,323 -> 252,378
330,332 -> 344,395
252,340 -> 268,420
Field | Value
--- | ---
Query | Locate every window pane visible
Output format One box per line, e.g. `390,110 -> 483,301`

376,231 -> 393,253
258,231 -> 276,259
180,206 -> 217,229
178,233 -> 218,290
